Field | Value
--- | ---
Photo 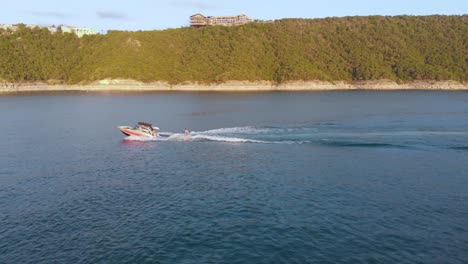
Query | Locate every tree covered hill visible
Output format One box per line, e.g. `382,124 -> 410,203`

0,15 -> 467,84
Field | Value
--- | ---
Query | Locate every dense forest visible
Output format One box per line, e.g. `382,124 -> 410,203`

0,15 -> 467,84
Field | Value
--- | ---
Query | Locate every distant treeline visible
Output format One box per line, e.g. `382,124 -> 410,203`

0,15 -> 467,84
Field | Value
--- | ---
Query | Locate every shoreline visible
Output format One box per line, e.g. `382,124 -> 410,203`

1,80 -> 467,93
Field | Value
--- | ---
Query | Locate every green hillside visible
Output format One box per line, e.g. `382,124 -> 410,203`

0,15 -> 467,84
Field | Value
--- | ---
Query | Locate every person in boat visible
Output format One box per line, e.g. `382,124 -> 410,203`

146,124 -> 157,137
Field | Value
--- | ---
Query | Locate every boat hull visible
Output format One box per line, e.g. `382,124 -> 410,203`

118,126 -> 156,138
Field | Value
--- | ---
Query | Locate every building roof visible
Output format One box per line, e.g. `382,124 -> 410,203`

190,14 -> 205,18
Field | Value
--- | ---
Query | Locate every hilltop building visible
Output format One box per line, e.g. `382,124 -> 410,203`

190,14 -> 252,28
0,24 -> 13,30
47,26 -> 58,33
58,26 -> 97,37
0,24 -> 33,31
0,23 -> 96,37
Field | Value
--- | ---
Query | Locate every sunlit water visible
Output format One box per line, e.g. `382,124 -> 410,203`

1,91 -> 467,263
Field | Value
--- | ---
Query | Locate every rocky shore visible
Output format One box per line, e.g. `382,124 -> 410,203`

1,80 -> 467,93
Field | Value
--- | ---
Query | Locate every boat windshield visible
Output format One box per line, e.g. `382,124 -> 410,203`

138,122 -> 153,128
134,124 -> 152,132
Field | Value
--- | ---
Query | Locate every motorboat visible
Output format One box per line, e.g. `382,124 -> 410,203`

118,122 -> 160,138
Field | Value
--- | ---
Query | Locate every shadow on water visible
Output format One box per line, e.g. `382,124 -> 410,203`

318,141 -> 408,149
448,146 -> 468,151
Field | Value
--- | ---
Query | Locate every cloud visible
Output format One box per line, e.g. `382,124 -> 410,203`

97,10 -> 128,20
26,11 -> 72,18
176,1 -> 216,10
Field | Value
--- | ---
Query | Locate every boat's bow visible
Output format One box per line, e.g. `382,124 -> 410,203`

118,126 -> 134,136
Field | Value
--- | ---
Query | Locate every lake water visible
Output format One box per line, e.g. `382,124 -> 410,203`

1,91 -> 467,263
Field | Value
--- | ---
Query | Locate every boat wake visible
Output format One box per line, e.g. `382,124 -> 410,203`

124,132 -> 266,144
123,125 -> 468,149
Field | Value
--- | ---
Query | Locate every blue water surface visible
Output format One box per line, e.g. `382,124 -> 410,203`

0,91 -> 467,263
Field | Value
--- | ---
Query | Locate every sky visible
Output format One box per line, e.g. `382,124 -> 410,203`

1,0 -> 467,32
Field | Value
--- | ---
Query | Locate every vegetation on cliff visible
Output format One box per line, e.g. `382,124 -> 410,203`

0,15 -> 467,84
